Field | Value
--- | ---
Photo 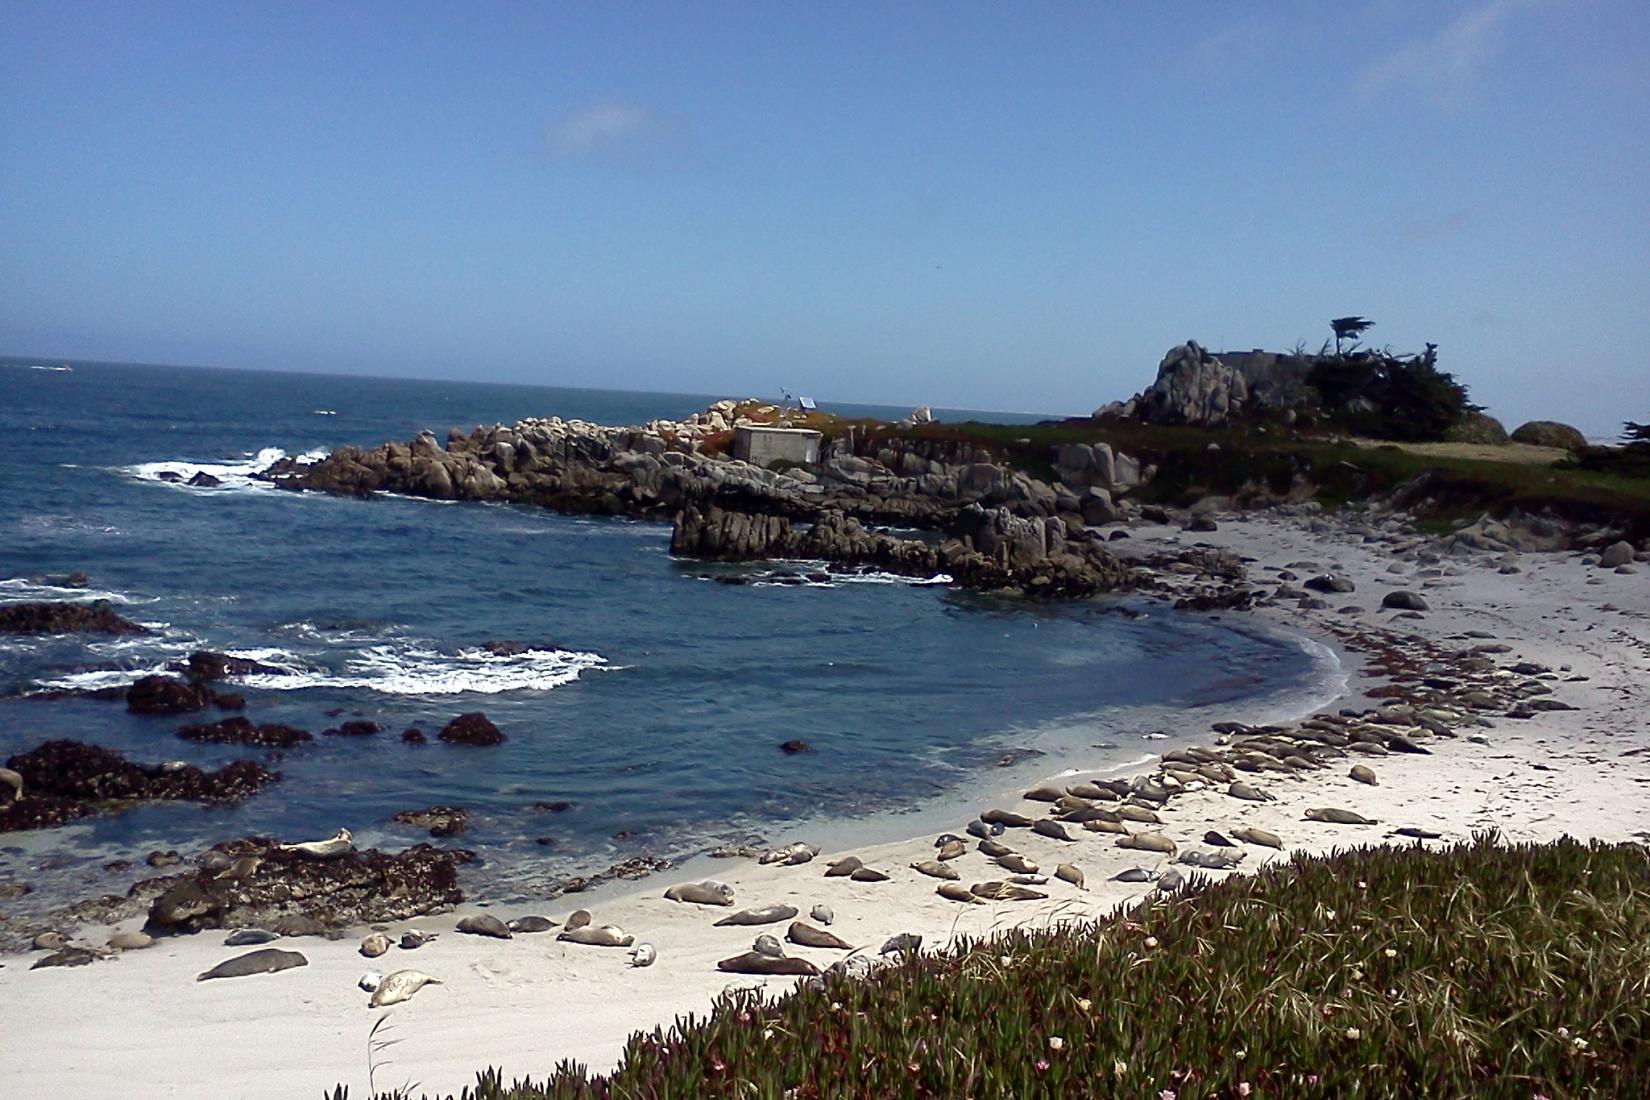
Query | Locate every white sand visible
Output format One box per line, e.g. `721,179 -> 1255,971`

4,511 -> 1647,1099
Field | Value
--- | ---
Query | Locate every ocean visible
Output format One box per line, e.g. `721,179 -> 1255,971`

0,356 -> 1339,918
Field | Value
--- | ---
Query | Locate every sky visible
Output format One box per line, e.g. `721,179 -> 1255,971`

2,1 -> 1646,430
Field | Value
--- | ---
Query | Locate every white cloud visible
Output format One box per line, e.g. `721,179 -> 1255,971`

1358,0 -> 1533,107
552,102 -> 658,155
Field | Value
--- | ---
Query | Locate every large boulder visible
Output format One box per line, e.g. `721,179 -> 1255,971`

0,601 -> 147,636
126,675 -> 218,716
1441,412 -> 1509,445
438,712 -> 506,746
1510,420 -> 1587,452
1135,342 -> 1249,425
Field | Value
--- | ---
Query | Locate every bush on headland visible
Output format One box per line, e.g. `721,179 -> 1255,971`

329,834 -> 1649,1099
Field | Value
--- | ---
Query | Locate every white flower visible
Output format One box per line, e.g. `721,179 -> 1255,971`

1076,997 -> 1093,1012
1344,1027 -> 1362,1040
1572,1036 -> 1589,1051
1048,1036 -> 1065,1052
1114,1059 -> 1128,1078
1144,935 -> 1159,949
1384,948 -> 1397,959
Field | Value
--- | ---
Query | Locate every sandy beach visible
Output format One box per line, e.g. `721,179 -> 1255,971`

5,507 -> 1647,1100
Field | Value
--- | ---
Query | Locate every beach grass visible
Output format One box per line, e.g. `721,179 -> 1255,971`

328,833 -> 1649,1098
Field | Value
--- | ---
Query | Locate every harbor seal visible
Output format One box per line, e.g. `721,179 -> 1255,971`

787,921 -> 853,950
1349,764 -> 1379,786
1022,785 -> 1066,803
810,903 -> 834,925
1203,831 -> 1234,847
1008,874 -> 1048,885
970,881 -> 1047,902
558,924 -> 634,947
965,819 -> 1005,839
358,971 -> 382,993
1082,819 -> 1127,834
1231,826 -> 1283,849
881,933 -> 922,955
359,932 -> 390,958
399,930 -> 437,950
108,930 -> 154,951
664,881 -> 736,906
910,859 -> 960,881
564,909 -> 592,931
224,929 -> 279,947
936,839 -> 966,861
1227,781 -> 1274,802
629,942 -> 656,967
214,855 -> 263,881
1178,849 -> 1244,870
1111,868 -> 1155,883
849,867 -> 889,882
993,853 -> 1039,875
507,915 -> 556,934
716,951 -> 819,976
977,838 -> 1014,858
1306,807 -> 1379,825
1390,826 -> 1443,840
714,904 -> 800,927
0,765 -> 21,802
759,842 -> 819,866
753,933 -> 784,958
823,856 -> 862,877
277,828 -> 354,859
1117,833 -> 1176,855
197,948 -> 308,982
1032,819 -> 1075,842
1116,805 -> 1161,825
980,809 -> 1034,828
1055,863 -> 1085,890
33,931 -> 67,951
1059,805 -> 1121,824
369,969 -> 441,1008
936,882 -> 984,904
1156,867 -> 1186,893
456,914 -> 512,939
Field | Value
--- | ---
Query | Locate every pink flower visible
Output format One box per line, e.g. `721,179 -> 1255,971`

1036,1059 -> 1050,1073
1159,1091 -> 1177,1100
1307,1075 -> 1319,1086
1238,1084 -> 1253,1097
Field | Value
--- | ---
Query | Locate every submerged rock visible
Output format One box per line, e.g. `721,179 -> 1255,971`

438,712 -> 505,746
0,601 -> 148,636
176,717 -> 313,747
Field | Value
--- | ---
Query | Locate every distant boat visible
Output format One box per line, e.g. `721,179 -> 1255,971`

28,364 -> 72,372
313,409 -> 337,416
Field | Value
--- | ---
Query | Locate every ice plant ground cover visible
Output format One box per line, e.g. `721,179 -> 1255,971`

330,833 -> 1649,1098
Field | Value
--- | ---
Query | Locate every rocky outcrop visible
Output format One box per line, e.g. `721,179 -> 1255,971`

439,712 -> 505,746
671,503 -> 1134,597
169,650 -> 290,681
176,717 -> 312,747
126,675 -> 228,716
0,602 -> 148,636
137,838 -> 473,935
0,741 -> 278,833
391,806 -> 470,837
1100,342 -> 1250,426
1510,420 -> 1587,452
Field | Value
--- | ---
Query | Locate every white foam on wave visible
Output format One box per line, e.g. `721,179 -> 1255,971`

0,577 -> 157,605
117,445 -> 331,493
234,643 -> 607,695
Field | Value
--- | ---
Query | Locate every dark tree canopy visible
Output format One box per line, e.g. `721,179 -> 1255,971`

1624,420 -> 1650,446
1331,316 -> 1374,341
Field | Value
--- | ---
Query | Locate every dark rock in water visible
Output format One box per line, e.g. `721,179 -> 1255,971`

126,675 -> 217,716
1109,530 -> 1131,540
196,947 -> 307,981
322,719 -> 383,737
479,640 -> 562,657
439,712 -> 505,746
57,572 -> 90,588
186,471 -> 223,488
400,727 -> 427,744
392,805 -> 469,837
177,717 -> 312,748
213,693 -> 246,711
138,838 -> 474,935
171,650 -> 291,682
547,855 -> 669,898
778,740 -> 810,755
0,601 -> 148,636
531,800 -> 575,813
0,740 -> 278,833
32,947 -> 100,969
146,850 -> 180,868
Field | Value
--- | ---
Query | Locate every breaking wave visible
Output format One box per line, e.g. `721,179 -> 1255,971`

117,446 -> 330,493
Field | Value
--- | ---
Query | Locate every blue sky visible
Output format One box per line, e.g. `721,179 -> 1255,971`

2,1 -> 1646,430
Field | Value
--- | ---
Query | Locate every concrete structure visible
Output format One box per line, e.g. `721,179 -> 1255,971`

733,424 -> 822,468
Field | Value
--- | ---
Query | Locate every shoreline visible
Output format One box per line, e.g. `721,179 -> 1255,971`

3,506 -> 1647,1098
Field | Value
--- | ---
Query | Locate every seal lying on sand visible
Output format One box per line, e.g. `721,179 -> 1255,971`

1349,764 -> 1379,786
1228,781 -> 1274,802
714,904 -> 799,927
508,916 -> 556,933
369,969 -> 441,1008
910,859 -> 959,880
359,933 -> 390,958
197,948 -> 308,982
936,882 -> 985,904
1231,826 -> 1283,849
717,951 -> 819,976
629,942 -> 656,967
1032,820 -> 1075,842
664,881 -> 735,906
1117,833 -> 1176,854
456,914 -> 512,939
993,853 -> 1039,875
823,856 -> 862,877
971,881 -> 1047,901
787,921 -> 853,950
1306,807 -> 1379,825
558,924 -> 634,947
1055,863 -> 1085,889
